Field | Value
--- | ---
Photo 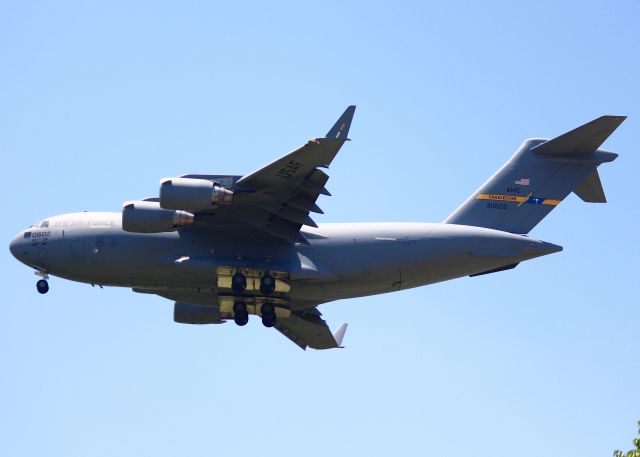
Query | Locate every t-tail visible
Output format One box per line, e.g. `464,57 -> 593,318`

444,115 -> 626,234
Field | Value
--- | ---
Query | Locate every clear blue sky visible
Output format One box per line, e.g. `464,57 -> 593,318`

2,1 -> 639,456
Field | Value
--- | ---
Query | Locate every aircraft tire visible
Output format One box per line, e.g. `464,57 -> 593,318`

233,301 -> 249,326
234,313 -> 249,326
260,303 -> 276,328
261,314 -> 276,328
231,273 -> 247,293
36,279 -> 49,294
260,274 -> 276,295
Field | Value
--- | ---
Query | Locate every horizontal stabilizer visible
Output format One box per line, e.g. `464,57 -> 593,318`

532,115 -> 626,155
574,169 -> 607,203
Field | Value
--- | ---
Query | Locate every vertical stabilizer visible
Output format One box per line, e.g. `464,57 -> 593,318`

445,116 -> 625,234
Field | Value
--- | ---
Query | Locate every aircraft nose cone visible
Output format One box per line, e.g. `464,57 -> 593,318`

9,234 -> 20,259
9,232 -> 28,264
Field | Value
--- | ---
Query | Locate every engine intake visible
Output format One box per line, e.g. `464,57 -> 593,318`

160,177 -> 233,211
122,200 -> 194,233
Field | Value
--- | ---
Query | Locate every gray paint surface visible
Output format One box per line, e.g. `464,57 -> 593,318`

8,107 -> 624,349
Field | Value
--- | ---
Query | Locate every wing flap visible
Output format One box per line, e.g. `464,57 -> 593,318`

275,308 -> 346,350
286,192 -> 318,212
262,218 -> 302,241
299,180 -> 331,196
278,206 -> 318,227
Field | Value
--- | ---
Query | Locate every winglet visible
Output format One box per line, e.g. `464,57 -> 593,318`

332,323 -> 348,348
325,105 -> 356,140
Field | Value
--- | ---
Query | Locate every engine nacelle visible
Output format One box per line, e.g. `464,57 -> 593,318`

174,302 -> 223,324
159,177 -> 233,211
122,200 -> 194,233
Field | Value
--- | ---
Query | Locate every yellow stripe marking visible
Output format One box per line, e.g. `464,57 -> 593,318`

476,193 -> 561,206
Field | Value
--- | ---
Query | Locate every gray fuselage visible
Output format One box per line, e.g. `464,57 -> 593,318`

9,211 -> 561,308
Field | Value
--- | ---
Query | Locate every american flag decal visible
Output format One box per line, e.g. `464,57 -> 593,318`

515,178 -> 530,186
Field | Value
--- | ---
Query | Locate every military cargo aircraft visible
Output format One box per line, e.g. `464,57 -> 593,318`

9,107 -> 625,349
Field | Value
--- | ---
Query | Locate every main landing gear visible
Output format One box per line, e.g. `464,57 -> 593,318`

231,272 -> 247,293
232,301 -> 278,328
36,279 -> 49,294
260,303 -> 276,328
35,270 -> 50,294
233,301 -> 249,326
231,272 -> 277,295
260,274 -> 276,295
230,272 -> 279,327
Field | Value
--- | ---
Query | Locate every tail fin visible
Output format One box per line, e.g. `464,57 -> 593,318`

444,116 -> 625,234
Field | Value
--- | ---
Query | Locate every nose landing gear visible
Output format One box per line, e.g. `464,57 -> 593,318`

36,279 -> 49,294
35,270 -> 50,294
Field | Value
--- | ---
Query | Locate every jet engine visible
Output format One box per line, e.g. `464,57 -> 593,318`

122,200 -> 194,233
159,177 -> 233,211
174,302 -> 223,324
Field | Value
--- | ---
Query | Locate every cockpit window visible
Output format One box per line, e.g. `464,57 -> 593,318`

41,220 -> 49,228
23,232 -> 32,238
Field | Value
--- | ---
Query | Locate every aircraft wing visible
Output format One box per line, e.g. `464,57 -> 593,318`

275,307 -> 347,350
225,106 -> 356,243
135,287 -> 348,350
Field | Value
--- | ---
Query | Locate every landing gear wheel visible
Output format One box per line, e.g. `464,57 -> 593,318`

261,302 -> 277,328
231,273 -> 247,293
36,279 -> 49,294
261,314 -> 276,328
260,274 -> 276,295
234,314 -> 249,326
233,301 -> 249,326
